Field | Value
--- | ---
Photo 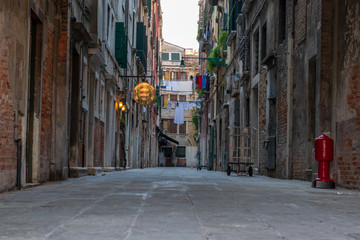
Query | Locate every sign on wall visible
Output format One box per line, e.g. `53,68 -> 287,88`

133,82 -> 156,105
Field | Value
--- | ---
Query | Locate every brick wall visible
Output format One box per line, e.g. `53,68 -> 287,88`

276,61 -> 288,179
295,0 -> 306,45
39,24 -> 55,182
275,0 -> 292,179
319,1 -> 333,133
94,118 -> 104,167
0,13 -> 17,192
336,65 -> 360,188
258,70 -> 267,175
78,111 -> 87,167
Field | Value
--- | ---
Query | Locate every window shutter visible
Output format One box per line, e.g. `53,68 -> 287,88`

136,22 -> 147,69
115,22 -> 127,68
179,122 -> 186,134
169,119 -> 177,133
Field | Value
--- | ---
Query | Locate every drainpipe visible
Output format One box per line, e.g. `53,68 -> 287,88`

286,1 -> 295,179
15,138 -> 21,190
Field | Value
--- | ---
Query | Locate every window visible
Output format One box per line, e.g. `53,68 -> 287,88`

164,71 -> 169,80
179,95 -> 186,101
279,0 -> 286,44
176,146 -> 186,158
171,53 -> 180,61
170,94 -> 177,101
162,119 -> 168,131
95,78 -> 99,114
181,72 -> 186,81
179,121 -> 186,134
253,29 -> 259,74
82,61 -> 89,105
169,119 -> 177,133
261,23 -> 267,60
163,95 -> 168,107
161,95 -> 165,107
107,5 -> 111,40
163,147 -> 172,157
162,52 -> 169,60
100,82 -> 105,117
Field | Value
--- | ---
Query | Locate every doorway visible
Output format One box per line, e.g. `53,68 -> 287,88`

307,56 -> 317,176
26,12 -> 42,183
266,69 -> 277,170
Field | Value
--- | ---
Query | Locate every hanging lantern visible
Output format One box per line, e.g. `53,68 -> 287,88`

121,106 -> 126,112
133,82 -> 156,105
119,101 -> 123,108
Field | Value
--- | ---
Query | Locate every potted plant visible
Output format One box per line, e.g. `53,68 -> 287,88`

209,0 -> 218,6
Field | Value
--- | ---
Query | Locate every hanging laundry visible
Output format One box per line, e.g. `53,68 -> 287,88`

198,75 -> 203,90
172,81 -> 179,91
202,74 -> 207,89
166,101 -> 176,114
206,75 -> 210,90
165,81 -> 171,91
183,101 -> 189,110
189,103 -> 196,110
174,102 -> 184,125
166,101 -> 172,114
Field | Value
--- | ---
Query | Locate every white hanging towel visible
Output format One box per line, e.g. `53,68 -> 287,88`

174,103 -> 184,125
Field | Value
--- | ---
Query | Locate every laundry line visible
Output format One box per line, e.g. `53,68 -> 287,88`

165,101 -> 202,124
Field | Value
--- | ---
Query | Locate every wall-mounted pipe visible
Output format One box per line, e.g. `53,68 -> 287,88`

15,138 -> 21,190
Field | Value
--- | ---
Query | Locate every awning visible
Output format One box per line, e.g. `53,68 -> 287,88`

159,132 -> 179,145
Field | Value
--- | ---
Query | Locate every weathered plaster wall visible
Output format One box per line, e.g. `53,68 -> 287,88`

291,0 -> 321,181
335,0 -> 360,189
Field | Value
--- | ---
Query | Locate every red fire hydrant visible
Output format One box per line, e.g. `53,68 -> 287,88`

312,134 -> 335,189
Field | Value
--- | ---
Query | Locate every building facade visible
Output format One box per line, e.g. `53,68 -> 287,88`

197,0 -> 360,189
159,42 -> 199,167
0,0 -> 162,192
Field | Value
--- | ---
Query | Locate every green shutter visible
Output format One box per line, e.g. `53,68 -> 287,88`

115,22 -> 127,68
222,13 -> 228,30
147,0 -> 152,17
136,22 -> 147,69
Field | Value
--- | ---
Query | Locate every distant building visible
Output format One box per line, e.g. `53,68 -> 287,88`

159,42 -> 199,167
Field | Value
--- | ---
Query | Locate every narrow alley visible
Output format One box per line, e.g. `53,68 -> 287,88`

0,168 -> 359,240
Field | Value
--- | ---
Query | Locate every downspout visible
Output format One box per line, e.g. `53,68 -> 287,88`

331,0 -> 338,181
285,1 -> 295,179
125,0 -> 130,168
16,137 -> 21,190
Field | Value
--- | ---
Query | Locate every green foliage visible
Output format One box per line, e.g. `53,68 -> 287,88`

191,108 -> 199,131
206,30 -> 228,74
154,95 -> 160,107
120,118 -> 125,125
196,89 -> 205,97
194,132 -> 199,142
197,28 -> 204,41
218,30 -> 228,46
177,153 -> 186,158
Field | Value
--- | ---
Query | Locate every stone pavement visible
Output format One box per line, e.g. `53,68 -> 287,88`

0,168 -> 359,240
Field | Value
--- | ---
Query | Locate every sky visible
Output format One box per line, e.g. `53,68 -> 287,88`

161,0 -> 199,51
